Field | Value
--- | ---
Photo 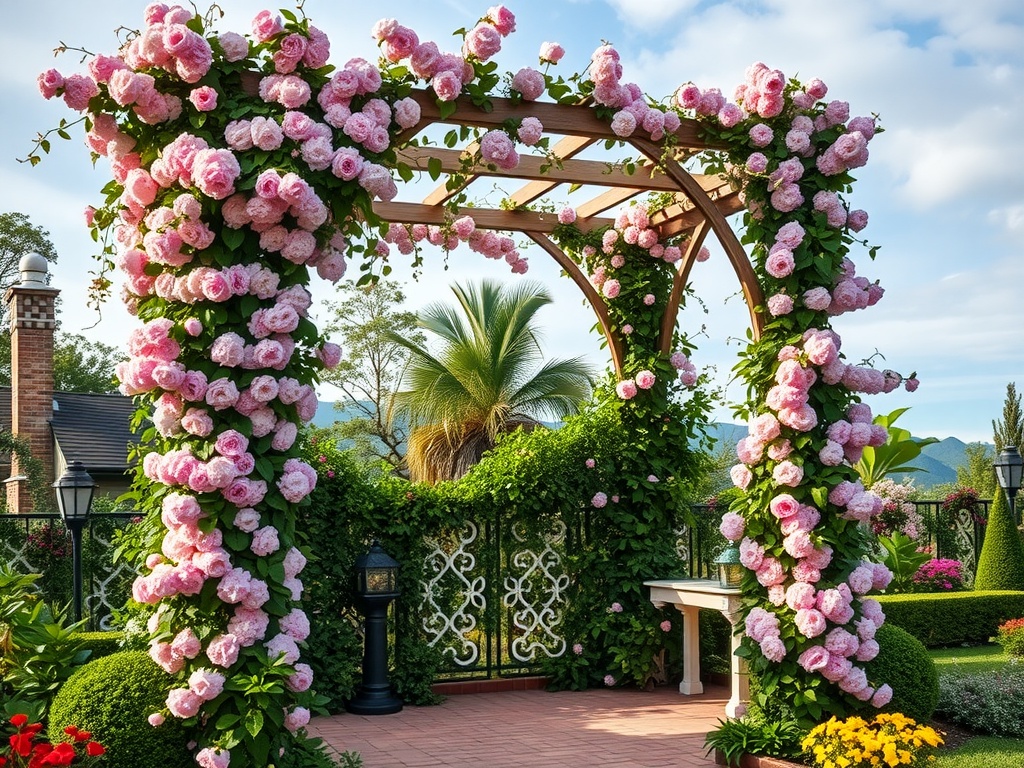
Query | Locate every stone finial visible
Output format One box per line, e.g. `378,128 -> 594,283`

17,252 -> 49,287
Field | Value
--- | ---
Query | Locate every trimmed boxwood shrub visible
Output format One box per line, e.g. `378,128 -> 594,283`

49,650 -> 191,768
74,631 -> 123,661
877,591 -> 1024,647
865,623 -> 938,723
974,488 -> 1024,591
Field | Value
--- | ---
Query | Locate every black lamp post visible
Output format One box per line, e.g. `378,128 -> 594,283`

995,445 -> 1023,525
346,540 -> 403,715
53,460 -> 97,623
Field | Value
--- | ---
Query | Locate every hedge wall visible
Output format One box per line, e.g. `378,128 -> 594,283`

877,591 -> 1024,647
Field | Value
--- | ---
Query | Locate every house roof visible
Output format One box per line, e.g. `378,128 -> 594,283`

0,387 -> 138,474
51,392 -> 138,473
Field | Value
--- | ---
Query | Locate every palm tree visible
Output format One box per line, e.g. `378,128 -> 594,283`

389,279 -> 594,483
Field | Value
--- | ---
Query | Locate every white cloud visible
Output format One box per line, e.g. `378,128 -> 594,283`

604,0 -> 700,27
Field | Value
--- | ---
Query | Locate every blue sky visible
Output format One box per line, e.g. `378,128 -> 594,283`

0,0 -> 1021,443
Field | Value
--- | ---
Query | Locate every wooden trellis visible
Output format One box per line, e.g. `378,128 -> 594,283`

376,88 -> 764,377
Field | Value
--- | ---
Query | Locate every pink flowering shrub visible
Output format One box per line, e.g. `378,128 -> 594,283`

911,559 -> 965,592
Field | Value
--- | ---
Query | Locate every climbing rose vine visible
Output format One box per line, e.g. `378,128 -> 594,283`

687,63 -> 917,720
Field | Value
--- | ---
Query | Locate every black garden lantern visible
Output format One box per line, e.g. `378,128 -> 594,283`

995,445 -> 1023,525
53,460 -> 96,622
346,541 -> 403,715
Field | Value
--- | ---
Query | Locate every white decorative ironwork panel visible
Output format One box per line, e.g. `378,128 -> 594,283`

420,522 -> 486,667
503,521 -> 569,662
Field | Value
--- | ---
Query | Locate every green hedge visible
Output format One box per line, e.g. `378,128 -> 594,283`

74,631 -> 123,661
877,591 -> 1024,647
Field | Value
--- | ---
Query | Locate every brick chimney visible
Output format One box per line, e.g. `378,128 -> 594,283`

4,253 -> 58,514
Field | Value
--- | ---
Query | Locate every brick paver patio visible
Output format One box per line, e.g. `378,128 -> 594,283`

310,683 -> 728,767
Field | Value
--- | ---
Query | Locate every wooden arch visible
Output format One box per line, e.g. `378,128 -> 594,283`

376,89 -> 765,378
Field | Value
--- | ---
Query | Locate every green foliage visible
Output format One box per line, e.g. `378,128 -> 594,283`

0,431 -> 55,515
936,665 -> 1024,739
993,382 -> 1022,454
276,737 -> 363,768
877,532 -> 932,592
298,440 -> 460,712
390,632 -> 445,706
704,715 -> 807,765
877,591 -> 1024,647
73,631 -> 123,660
305,389 -> 713,697
49,650 -> 192,768
995,617 -> 1024,657
954,443 -> 997,500
974,487 -> 1024,591
855,408 -> 938,488
865,623 -> 938,722
52,332 -> 126,393
0,566 -> 89,721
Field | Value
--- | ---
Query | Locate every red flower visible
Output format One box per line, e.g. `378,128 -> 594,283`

85,742 -> 105,757
39,742 -> 75,766
9,715 -> 28,729
10,732 -> 34,757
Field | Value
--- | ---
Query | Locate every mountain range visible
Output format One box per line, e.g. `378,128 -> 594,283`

314,401 -> 985,492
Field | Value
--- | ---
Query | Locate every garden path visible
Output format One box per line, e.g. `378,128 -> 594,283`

310,683 -> 727,767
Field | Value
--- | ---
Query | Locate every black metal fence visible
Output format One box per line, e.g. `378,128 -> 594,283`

0,499 -> 992,674
0,511 -> 140,631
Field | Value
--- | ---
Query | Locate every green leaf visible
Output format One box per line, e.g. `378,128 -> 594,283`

427,157 -> 443,181
244,707 -> 264,738
221,227 -> 245,250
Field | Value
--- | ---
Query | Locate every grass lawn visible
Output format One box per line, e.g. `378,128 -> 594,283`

928,644 -> 1024,767
929,643 -> 1010,676
933,736 -> 1024,768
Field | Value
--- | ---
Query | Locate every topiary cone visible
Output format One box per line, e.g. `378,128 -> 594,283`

974,487 -> 1024,590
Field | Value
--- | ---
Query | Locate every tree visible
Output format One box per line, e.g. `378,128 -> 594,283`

974,480 -> 1024,591
389,280 -> 595,484
954,442 -> 996,500
0,331 -> 125,394
993,382 -> 1023,453
53,333 -> 125,393
319,280 -> 424,473
0,212 -> 58,296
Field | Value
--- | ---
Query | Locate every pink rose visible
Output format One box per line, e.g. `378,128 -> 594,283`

540,42 -> 564,64
189,86 -> 218,112
615,379 -> 637,400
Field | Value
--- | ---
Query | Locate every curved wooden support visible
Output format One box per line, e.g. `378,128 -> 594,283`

525,233 -> 624,379
630,137 -> 765,341
658,219 -> 712,356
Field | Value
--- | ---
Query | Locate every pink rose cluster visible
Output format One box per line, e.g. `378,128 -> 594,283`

586,45 -> 680,142
734,62 -> 786,119
670,351 -> 698,387
372,8 -> 512,103
383,216 -> 529,274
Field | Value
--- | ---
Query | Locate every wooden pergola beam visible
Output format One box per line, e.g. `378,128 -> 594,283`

397,146 -> 684,192
506,136 -> 595,209
371,201 -> 615,234
407,88 -> 725,149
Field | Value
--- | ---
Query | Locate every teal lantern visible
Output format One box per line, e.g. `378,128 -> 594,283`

714,545 -> 743,589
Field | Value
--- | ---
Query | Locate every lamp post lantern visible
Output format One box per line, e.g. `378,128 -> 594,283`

53,460 -> 97,623
995,445 -> 1023,525
346,540 -> 403,715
